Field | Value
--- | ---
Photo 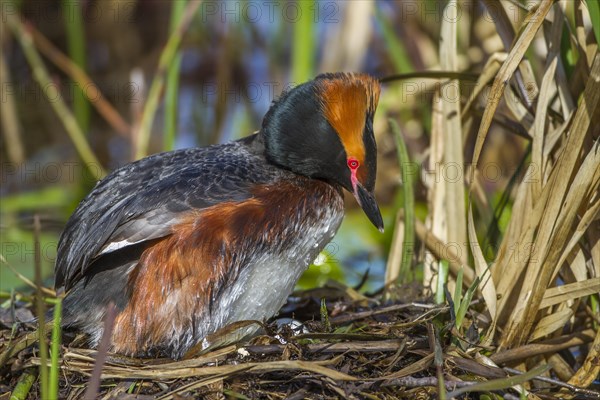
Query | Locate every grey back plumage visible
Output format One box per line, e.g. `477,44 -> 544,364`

55,135 -> 286,291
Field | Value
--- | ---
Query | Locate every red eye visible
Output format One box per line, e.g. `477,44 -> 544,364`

347,158 -> 359,170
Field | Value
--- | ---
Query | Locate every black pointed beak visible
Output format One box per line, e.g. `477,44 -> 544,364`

353,183 -> 384,233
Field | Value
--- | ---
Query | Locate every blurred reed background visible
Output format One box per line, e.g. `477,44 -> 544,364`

1,0 -> 435,292
1,0 -> 600,388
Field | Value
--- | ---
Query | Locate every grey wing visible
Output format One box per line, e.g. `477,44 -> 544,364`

55,143 -> 272,291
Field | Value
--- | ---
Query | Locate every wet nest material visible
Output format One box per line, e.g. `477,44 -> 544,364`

1,284 -> 599,399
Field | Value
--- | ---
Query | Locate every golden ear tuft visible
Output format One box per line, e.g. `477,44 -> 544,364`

316,73 -> 380,165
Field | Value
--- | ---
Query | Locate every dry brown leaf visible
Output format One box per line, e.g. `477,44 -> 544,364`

157,373 -> 233,400
467,203 -> 497,343
530,308 -> 573,342
385,213 -> 404,286
532,8 -> 563,197
554,3 -> 577,118
378,353 -> 434,380
554,188 -> 600,279
568,327 -> 600,387
539,278 -> 600,309
543,112 -> 574,158
565,247 -> 590,284
491,170 -> 533,287
504,84 -> 535,136
415,218 -> 475,287
425,69 -> 447,292
461,53 -> 506,120
501,52 -> 600,347
32,356 -> 355,381
574,0 -> 599,69
588,217 -> 600,278
440,0 -> 467,264
494,178 -> 546,323
425,0 -> 470,292
470,0 -> 554,179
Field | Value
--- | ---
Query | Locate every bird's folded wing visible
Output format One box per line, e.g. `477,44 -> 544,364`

55,145 -> 274,291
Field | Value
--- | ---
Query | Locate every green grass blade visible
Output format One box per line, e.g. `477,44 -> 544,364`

62,0 -> 89,133
135,0 -> 201,160
164,0 -> 187,151
291,0 -> 315,84
436,260 -> 449,304
10,369 -> 37,400
164,54 -> 182,151
48,299 -> 62,400
455,277 -> 480,329
453,269 -> 463,316
587,0 -> 600,46
32,215 -> 48,399
374,5 -> 413,73
6,15 -> 105,178
5,14 -> 106,177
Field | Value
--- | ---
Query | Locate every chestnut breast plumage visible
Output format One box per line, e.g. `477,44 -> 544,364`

55,72 -> 382,358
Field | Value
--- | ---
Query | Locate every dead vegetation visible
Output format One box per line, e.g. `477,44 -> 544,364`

1,0 -> 600,398
1,283 -> 598,399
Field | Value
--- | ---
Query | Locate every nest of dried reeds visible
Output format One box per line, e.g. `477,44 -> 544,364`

2,0 -> 600,399
1,281 -> 599,399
